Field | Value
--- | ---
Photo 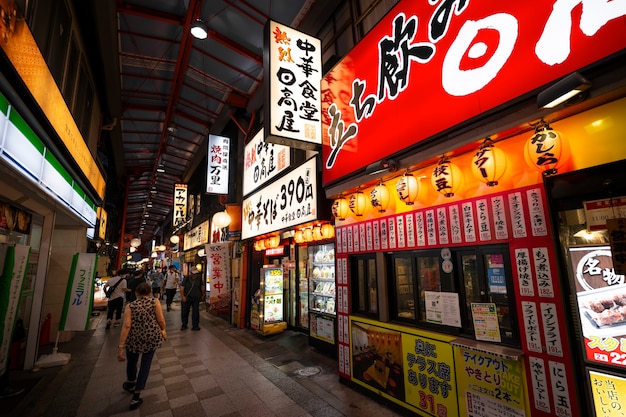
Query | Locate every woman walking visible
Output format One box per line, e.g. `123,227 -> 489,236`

117,282 -> 167,410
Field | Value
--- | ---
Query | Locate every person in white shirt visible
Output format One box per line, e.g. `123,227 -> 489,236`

163,266 -> 180,312
105,269 -> 129,329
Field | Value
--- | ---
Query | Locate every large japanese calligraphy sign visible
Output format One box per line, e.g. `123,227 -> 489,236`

264,20 -> 322,150
60,253 -> 97,331
0,244 -> 30,374
242,157 -> 318,239
243,128 -> 291,197
173,184 -> 187,227
206,135 -> 230,195
321,0 -> 626,185
205,243 -> 231,312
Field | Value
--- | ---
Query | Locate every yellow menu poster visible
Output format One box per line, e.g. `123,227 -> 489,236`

589,370 -> 626,417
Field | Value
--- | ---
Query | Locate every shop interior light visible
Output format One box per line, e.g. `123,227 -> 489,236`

365,158 -> 398,176
158,244 -> 166,252
130,237 -> 141,247
537,72 -> 590,109
190,19 -> 208,39
170,235 -> 180,244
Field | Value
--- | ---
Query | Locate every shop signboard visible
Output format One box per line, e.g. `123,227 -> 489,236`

570,246 -> 626,369
173,184 -> 187,227
262,266 -> 284,323
243,128 -> 291,197
241,157 -> 317,239
205,243 -> 230,311
321,0 -> 626,185
206,135 -> 230,195
264,21 -> 322,150
60,253 -> 97,331
588,369 -> 626,417
183,220 -> 209,251
454,344 -> 528,417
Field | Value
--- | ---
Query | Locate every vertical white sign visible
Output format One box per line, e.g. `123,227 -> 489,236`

173,184 -> 187,227
207,135 -> 230,194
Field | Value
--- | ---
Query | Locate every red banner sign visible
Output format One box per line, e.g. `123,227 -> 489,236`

321,0 -> 626,185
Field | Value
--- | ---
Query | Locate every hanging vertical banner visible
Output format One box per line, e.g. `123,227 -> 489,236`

205,242 -> 231,312
0,244 -> 30,374
264,20 -> 322,150
59,253 -> 97,331
207,135 -> 230,195
173,183 -> 188,227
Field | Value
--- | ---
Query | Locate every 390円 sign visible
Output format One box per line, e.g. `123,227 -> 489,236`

242,157 -> 318,239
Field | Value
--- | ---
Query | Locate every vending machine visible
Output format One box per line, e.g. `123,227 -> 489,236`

308,242 -> 336,353
255,265 -> 287,335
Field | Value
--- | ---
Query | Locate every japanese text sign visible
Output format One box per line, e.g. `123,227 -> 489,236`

242,157 -> 318,239
206,135 -> 230,195
589,370 -> 626,417
264,20 -> 322,150
183,220 -> 209,250
206,242 -> 231,311
454,346 -> 528,417
173,184 -> 187,227
321,0 -> 626,185
243,128 -> 291,197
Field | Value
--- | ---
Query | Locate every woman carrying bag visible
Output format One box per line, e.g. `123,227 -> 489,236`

117,282 -> 167,410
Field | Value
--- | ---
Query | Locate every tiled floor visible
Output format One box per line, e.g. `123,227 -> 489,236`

4,300 -> 410,417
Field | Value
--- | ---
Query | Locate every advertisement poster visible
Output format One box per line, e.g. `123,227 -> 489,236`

570,246 -> 626,369
589,369 -> 626,417
310,313 -> 334,343
424,291 -> 462,327
471,303 -> 501,343
454,345 -> 528,417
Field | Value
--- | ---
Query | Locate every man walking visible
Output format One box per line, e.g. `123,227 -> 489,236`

179,267 -> 204,330
163,266 -> 180,312
104,269 -> 128,329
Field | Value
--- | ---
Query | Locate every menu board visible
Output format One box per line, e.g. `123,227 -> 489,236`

570,246 -> 626,369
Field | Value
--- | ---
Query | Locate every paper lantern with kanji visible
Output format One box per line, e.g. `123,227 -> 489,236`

395,173 -> 419,205
370,182 -> 390,212
349,192 -> 367,216
331,197 -> 350,220
524,123 -> 564,176
431,156 -> 462,197
471,139 -> 507,186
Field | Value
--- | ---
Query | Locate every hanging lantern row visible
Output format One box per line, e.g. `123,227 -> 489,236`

293,223 -> 335,244
332,126 -> 566,219
253,235 -> 281,251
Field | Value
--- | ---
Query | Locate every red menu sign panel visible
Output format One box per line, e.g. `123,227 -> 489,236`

321,0 -> 626,185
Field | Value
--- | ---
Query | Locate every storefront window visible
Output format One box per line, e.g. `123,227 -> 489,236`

351,254 -> 378,318
389,246 -> 519,346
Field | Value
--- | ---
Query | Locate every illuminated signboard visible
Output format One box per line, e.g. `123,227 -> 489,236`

206,135 -> 230,195
243,128 -> 291,197
173,184 -> 187,227
264,20 -> 322,150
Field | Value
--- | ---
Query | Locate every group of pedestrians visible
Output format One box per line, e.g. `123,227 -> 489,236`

103,264 -> 205,410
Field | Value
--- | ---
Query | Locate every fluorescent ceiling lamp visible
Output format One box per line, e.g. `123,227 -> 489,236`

190,19 -> 208,39
537,72 -> 591,109
365,159 -> 398,175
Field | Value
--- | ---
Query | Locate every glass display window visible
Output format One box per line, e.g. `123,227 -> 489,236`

308,243 -> 336,316
350,254 -> 378,318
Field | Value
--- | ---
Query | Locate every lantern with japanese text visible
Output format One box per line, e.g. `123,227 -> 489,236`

431,155 -> 462,197
313,226 -> 323,241
303,228 -> 314,242
395,171 -> 419,205
524,120 -> 564,176
321,223 -> 335,239
294,230 -> 305,243
349,191 -> 367,216
471,138 -> 507,186
370,181 -> 390,212
331,196 -> 350,220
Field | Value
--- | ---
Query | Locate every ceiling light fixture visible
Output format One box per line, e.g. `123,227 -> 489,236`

190,19 -> 208,40
365,159 -> 398,176
537,72 -> 591,109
